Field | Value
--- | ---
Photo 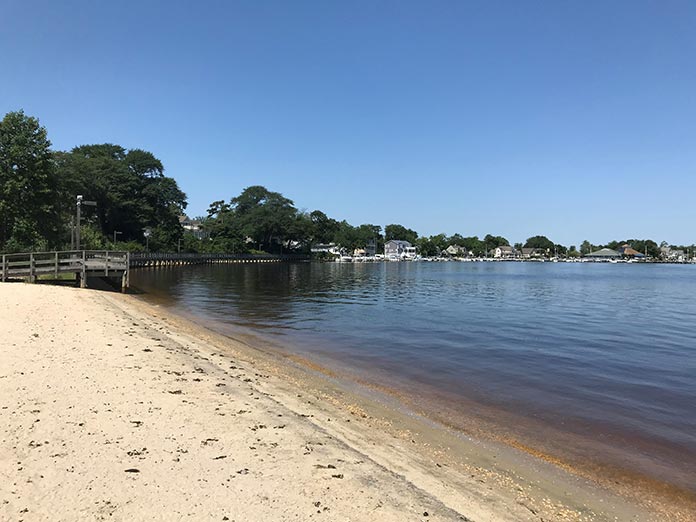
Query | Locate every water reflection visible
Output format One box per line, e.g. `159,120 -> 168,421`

131,261 -> 696,489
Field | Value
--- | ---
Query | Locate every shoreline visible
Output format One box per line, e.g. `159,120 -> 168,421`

0,283 -> 691,521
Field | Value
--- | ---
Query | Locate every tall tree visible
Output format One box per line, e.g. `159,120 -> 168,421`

57,144 -> 186,249
385,224 -> 418,244
483,234 -> 509,248
0,111 -> 61,251
309,210 -> 340,244
524,235 -> 555,252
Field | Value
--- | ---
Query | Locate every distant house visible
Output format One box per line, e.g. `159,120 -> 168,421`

385,240 -> 417,260
444,245 -> 468,257
491,245 -> 515,258
585,248 -> 620,259
365,240 -> 377,257
520,247 -> 544,259
662,247 -> 685,262
179,215 -> 206,239
618,244 -> 645,258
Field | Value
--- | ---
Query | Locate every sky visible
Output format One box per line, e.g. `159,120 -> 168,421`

1,1 -> 695,246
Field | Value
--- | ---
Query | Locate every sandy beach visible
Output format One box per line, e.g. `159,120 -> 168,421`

0,283 -> 690,521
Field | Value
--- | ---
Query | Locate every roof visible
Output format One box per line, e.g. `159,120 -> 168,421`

385,240 -> 412,247
586,248 -> 620,257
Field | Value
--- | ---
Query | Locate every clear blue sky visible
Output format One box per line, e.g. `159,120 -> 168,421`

2,1 -> 695,246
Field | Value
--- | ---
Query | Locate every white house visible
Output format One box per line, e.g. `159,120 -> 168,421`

491,245 -> 515,258
385,240 -> 417,260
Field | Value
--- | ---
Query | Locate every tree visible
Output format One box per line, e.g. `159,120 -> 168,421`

231,186 -> 297,252
0,111 -> 61,251
385,224 -> 418,244
333,222 -> 382,252
459,236 -> 485,256
524,235 -> 555,252
622,239 -> 660,258
309,210 -> 340,244
416,236 -> 439,257
56,143 -> 187,250
580,240 -> 592,255
483,234 -> 509,248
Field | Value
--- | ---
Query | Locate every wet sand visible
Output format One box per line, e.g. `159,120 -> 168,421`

0,283 -> 690,521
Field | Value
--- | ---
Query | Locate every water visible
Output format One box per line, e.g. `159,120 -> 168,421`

131,261 -> 696,495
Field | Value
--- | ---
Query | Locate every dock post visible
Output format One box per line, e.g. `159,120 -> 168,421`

29,253 -> 36,283
54,251 -> 59,278
80,250 -> 87,288
1,254 -> 5,282
125,252 -> 130,289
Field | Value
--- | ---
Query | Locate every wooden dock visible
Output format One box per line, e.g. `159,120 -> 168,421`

1,250 -> 129,290
1,251 -> 309,291
129,252 -> 308,267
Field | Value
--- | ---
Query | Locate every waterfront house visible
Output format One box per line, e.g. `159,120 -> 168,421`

661,247 -> 685,262
365,240 -> 377,257
585,248 -> 621,260
520,247 -> 544,259
385,240 -> 417,260
491,245 -> 515,258
445,245 -> 468,257
618,244 -> 645,258
179,215 -> 206,239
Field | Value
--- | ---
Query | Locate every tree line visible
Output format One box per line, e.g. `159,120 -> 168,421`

0,111 -> 186,253
1,110 -> 692,258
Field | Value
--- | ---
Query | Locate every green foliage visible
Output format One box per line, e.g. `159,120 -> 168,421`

309,210 -> 341,244
484,234 -> 509,248
204,186 -> 309,254
415,234 -> 448,256
385,224 -> 418,244
524,235 -> 555,252
79,222 -> 110,250
0,111 -> 62,251
333,221 -> 381,252
57,144 -> 186,250
415,236 -> 439,257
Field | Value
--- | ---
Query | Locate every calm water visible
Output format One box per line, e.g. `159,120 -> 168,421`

131,261 -> 696,493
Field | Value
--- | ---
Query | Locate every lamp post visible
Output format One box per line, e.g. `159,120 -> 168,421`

75,195 -> 97,250
143,228 -> 151,252
113,230 -> 122,245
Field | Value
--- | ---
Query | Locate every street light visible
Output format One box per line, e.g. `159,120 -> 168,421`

143,228 -> 152,252
75,195 -> 97,250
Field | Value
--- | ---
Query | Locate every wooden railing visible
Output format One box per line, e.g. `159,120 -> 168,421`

129,252 -> 308,267
1,250 -> 129,286
0,250 -> 307,287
